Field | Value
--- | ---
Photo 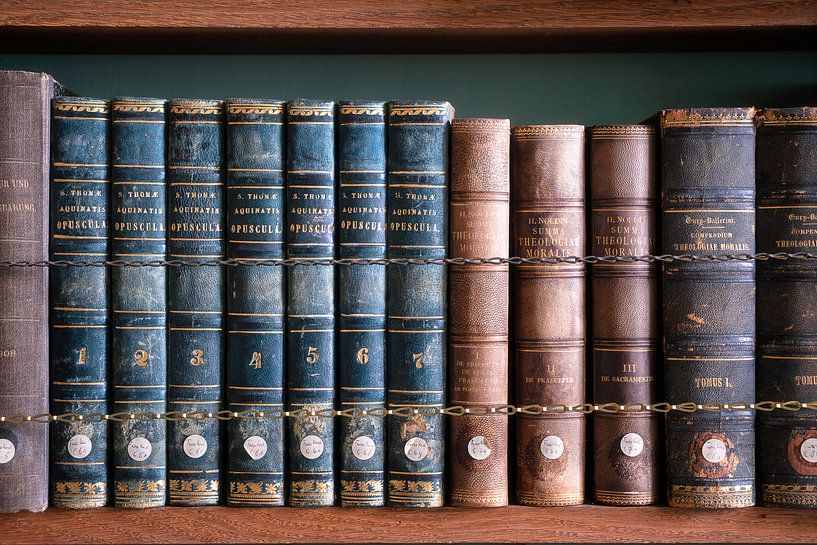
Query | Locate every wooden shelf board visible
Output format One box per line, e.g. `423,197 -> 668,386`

0,505 -> 815,544
1,0 -> 816,52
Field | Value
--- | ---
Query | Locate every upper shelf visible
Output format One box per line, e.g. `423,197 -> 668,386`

1,0 -> 817,53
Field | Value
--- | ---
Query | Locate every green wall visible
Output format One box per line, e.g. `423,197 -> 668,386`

2,52 -> 816,125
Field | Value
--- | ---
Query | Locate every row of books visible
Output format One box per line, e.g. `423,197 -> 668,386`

0,70 -> 815,512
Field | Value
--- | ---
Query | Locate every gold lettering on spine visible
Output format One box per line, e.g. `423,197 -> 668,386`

134,350 -> 149,367
190,349 -> 205,366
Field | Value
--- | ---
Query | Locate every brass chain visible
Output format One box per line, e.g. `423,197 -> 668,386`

3,401 -> 817,424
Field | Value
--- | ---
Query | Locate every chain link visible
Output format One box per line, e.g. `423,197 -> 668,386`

0,252 -> 816,269
3,401 -> 817,423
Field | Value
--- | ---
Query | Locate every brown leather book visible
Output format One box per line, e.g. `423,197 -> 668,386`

449,118 -> 510,507
512,125 -> 586,506
590,125 -> 661,506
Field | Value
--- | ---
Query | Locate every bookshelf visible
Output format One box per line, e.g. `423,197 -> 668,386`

1,1 -> 817,543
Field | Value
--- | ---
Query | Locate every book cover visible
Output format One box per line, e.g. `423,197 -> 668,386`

286,99 -> 336,507
166,99 -> 226,506
448,118 -> 510,507
661,107 -> 756,509
386,100 -> 452,508
110,97 -> 168,508
337,100 -> 387,507
49,97 -> 110,508
225,99 -> 286,506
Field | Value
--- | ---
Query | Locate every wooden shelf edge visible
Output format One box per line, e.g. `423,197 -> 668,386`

1,505 -> 815,544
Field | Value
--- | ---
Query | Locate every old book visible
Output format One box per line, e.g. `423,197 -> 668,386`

590,124 -> 661,506
166,99 -> 225,506
448,118 -> 510,507
337,100 -> 387,507
225,99 -> 286,507
0,70 -> 63,513
286,99 -> 336,507
512,124 -> 586,507
110,97 -> 168,508
386,100 -> 452,508
49,97 -> 110,508
661,107 -> 756,509
756,107 -> 817,508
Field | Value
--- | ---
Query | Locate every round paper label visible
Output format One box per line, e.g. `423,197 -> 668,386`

702,437 -> 728,463
351,436 -> 376,461
620,432 -> 644,458
183,434 -> 208,459
127,437 -> 152,462
800,437 -> 817,463
300,435 -> 324,460
244,435 -> 268,461
67,434 -> 93,459
0,438 -> 15,464
540,435 -> 564,460
467,435 -> 492,461
404,437 -> 429,462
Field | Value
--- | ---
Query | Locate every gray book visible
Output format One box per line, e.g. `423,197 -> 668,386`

0,70 -> 65,513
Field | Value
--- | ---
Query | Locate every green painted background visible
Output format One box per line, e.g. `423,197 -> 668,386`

2,52 -> 816,125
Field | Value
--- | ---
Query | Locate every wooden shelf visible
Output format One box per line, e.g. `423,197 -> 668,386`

1,0 -> 816,52
1,505 -> 815,543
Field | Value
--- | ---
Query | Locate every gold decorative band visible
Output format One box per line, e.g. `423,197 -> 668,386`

340,106 -> 385,115
389,106 -> 449,116
512,125 -> 584,138
228,105 -> 284,115
669,484 -> 754,508
54,103 -> 109,113
762,484 -> 817,507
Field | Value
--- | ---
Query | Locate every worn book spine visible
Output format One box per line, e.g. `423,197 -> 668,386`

590,125 -> 661,506
110,97 -> 167,508
337,101 -> 387,507
49,97 -> 110,508
0,70 -> 61,513
448,118 -> 510,507
512,125 -> 586,507
661,107 -> 756,509
286,99 -> 336,507
225,99 -> 286,507
386,100 -> 452,508
756,107 -> 817,508
167,99 -> 225,506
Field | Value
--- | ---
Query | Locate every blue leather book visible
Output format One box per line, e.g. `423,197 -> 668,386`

286,99 -> 335,507
386,100 -> 452,508
167,99 -> 226,506
225,99 -> 286,506
337,101 -> 387,507
110,98 -> 167,508
49,97 -> 110,508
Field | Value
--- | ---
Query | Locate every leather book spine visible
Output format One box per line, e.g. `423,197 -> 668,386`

512,124 -> 586,507
448,118 -> 510,507
49,97 -> 110,508
286,99 -> 336,507
661,107 -> 756,509
756,107 -> 817,508
225,99 -> 286,507
386,100 -> 452,508
337,101 -> 387,507
590,125 -> 661,506
0,70 -> 60,513
110,97 -> 167,508
167,99 -> 225,506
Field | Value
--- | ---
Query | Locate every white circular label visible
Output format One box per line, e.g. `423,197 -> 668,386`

183,434 -> 208,459
620,432 -> 645,458
540,435 -> 565,460
467,435 -> 492,461
404,437 -> 429,462
0,438 -> 15,464
702,438 -> 728,463
243,435 -> 268,461
67,434 -> 93,459
300,435 -> 324,460
127,437 -> 152,462
800,438 -> 817,463
351,436 -> 376,461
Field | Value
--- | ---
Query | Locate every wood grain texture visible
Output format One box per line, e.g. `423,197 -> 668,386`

0,0 -> 816,52
0,506 -> 815,544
